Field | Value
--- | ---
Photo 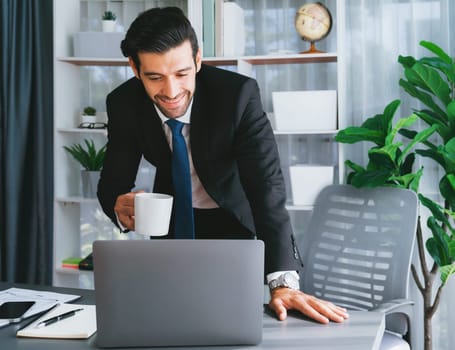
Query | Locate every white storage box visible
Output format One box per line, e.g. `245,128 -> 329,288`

272,90 -> 337,131
289,165 -> 334,205
73,32 -> 125,58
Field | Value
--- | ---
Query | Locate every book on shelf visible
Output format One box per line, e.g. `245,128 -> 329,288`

61,257 -> 83,269
61,254 -> 93,271
17,303 -> 96,339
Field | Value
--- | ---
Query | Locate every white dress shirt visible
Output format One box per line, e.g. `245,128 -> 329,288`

154,101 -> 218,209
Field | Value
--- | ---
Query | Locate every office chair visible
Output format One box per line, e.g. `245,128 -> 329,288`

298,184 -> 418,350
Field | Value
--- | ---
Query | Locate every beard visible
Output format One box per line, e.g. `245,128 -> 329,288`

153,91 -> 192,119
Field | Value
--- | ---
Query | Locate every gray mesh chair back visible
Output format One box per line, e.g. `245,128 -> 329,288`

299,184 -> 418,310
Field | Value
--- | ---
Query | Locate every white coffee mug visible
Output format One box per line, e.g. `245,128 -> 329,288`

134,193 -> 173,236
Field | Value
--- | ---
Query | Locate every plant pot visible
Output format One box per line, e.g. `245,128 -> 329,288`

81,170 -> 100,198
81,115 -> 97,124
102,20 -> 116,32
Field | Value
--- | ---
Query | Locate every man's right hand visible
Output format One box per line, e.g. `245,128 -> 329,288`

114,191 -> 143,230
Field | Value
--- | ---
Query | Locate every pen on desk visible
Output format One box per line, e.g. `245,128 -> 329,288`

35,308 -> 84,328
16,303 -> 61,332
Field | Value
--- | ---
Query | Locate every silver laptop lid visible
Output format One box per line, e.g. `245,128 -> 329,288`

93,239 -> 264,348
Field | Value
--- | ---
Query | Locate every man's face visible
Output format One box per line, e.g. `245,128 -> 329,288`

130,41 -> 202,119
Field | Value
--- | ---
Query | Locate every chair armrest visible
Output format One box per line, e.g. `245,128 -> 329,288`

371,298 -> 414,315
371,299 -> 414,335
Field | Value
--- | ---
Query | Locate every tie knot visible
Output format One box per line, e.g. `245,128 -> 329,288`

166,119 -> 184,135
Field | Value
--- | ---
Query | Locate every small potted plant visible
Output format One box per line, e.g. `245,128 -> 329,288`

64,139 -> 106,198
102,10 -> 117,32
81,106 -> 97,125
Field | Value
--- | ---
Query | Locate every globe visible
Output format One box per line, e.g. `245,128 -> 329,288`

295,2 -> 332,54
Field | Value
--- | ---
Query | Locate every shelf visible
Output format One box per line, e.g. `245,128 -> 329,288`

57,52 -> 337,67
57,57 -> 128,66
56,197 -> 100,204
55,267 -> 92,275
57,127 -> 107,135
204,53 -> 338,65
53,0 -> 344,290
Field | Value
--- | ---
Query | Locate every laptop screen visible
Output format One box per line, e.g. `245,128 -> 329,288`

93,239 -> 264,348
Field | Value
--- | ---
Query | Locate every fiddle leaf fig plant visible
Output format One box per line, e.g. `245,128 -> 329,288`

335,99 -> 437,192
336,40 -> 455,350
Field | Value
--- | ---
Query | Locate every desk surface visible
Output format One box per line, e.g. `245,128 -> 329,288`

0,283 -> 384,350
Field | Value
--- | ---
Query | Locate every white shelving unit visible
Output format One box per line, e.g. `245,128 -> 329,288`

53,0 -> 346,288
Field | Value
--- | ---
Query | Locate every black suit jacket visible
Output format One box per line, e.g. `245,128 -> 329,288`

98,64 -> 302,274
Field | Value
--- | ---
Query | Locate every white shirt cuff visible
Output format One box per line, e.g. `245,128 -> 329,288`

115,211 -> 128,232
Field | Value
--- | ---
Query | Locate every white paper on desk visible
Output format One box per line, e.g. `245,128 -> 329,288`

16,303 -> 96,339
0,287 -> 80,327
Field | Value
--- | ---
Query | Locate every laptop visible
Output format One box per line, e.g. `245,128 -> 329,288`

92,239 -> 264,348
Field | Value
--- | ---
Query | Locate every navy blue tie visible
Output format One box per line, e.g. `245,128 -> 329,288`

166,119 -> 195,239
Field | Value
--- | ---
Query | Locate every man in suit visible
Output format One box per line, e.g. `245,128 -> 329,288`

98,7 -> 348,324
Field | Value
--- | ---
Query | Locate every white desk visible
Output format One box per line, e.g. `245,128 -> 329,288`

0,283 -> 385,350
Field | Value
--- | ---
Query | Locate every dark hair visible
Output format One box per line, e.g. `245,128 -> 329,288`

121,7 -> 199,72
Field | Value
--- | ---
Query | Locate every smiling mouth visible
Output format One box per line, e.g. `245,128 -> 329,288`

158,93 -> 185,108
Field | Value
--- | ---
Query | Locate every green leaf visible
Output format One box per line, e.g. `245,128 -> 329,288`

385,113 -> 417,146
420,58 -> 455,85
361,113 -> 386,132
335,127 -> 384,145
382,99 -> 401,134
449,101 -> 455,119
447,100 -> 455,135
368,146 -> 399,171
416,148 -> 446,168
399,124 -> 438,164
409,167 -> 423,192
449,240 -> 455,257
389,173 -> 420,190
344,160 -> 366,173
440,264 -> 455,285
440,139 -> 455,173
398,55 -> 416,69
400,153 -> 416,174
399,79 -> 448,119
440,176 -> 455,210
426,216 -> 451,266
404,65 -> 433,95
420,40 -> 452,65
419,193 -> 451,226
419,40 -> 455,84
399,128 -> 417,140
412,62 -> 452,106
415,110 -> 447,128
349,169 -> 392,188
426,238 -> 443,266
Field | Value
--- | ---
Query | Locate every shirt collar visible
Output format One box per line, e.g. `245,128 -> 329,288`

154,98 -> 193,125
